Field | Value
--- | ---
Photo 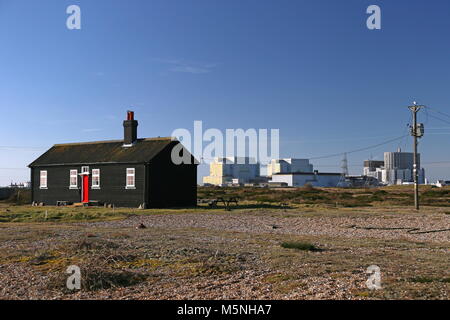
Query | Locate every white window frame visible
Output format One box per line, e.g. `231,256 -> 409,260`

69,170 -> 78,189
91,169 -> 100,189
126,168 -> 135,189
40,170 -> 48,189
81,166 -> 89,174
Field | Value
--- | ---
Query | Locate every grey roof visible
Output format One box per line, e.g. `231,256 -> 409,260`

29,137 -> 183,167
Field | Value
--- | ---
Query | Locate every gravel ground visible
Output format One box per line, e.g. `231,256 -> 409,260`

83,209 -> 450,243
0,207 -> 448,300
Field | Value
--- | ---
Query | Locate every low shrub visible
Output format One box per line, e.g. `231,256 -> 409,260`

280,241 -> 322,252
7,189 -> 31,205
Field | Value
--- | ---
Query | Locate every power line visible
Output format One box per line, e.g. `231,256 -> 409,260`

425,106 -> 450,119
423,161 -> 450,165
427,113 -> 450,126
423,106 -> 450,125
308,135 -> 408,160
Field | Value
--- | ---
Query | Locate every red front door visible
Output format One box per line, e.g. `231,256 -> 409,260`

82,175 -> 89,203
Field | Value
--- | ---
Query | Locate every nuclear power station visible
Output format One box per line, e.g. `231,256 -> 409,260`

363,148 -> 425,185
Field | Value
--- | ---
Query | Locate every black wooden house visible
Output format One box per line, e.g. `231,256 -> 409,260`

29,111 -> 197,208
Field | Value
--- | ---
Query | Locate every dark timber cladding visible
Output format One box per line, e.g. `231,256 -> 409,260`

28,111 -> 198,208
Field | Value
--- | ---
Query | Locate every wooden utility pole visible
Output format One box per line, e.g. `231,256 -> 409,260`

408,102 -> 424,210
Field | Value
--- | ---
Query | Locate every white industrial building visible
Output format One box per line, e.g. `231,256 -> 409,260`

363,149 -> 425,185
363,160 -> 384,182
435,180 -> 450,188
267,158 -> 341,187
203,157 -> 260,186
267,158 -> 313,177
270,172 -> 342,187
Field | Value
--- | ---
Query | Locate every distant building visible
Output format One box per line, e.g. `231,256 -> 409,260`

363,160 -> 384,181
270,171 -> 341,187
363,148 -> 425,185
8,181 -> 31,189
203,157 -> 260,186
267,158 -> 313,177
267,158 -> 340,187
435,180 -> 450,188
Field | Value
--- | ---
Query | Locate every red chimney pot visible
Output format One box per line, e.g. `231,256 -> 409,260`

127,111 -> 134,121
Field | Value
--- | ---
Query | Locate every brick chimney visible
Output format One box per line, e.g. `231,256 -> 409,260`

123,111 -> 138,146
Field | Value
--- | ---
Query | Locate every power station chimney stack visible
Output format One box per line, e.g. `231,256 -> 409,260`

123,110 -> 138,146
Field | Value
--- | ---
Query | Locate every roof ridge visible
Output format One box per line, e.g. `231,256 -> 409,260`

53,137 -> 175,147
54,139 -> 122,147
143,137 -> 176,141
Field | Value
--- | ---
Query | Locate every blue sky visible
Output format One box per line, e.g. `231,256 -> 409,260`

1,0 -> 450,185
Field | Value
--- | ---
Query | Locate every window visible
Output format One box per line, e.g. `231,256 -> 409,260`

92,169 -> 100,189
126,168 -> 135,189
70,170 -> 78,188
40,171 -> 47,189
81,166 -> 89,174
